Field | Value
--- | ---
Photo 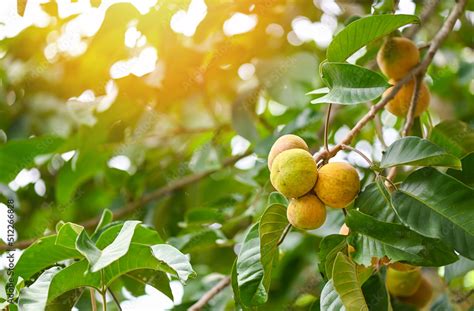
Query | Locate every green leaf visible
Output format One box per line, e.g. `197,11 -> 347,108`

372,0 -> 395,14
57,222 -> 163,252
311,62 -> 389,105
393,167 -> 474,259
55,222 -> 83,249
318,235 -> 347,279
168,229 -> 226,253
447,152 -> 474,188
95,223 -> 163,248
55,150 -> 108,204
0,136 -> 64,183
380,137 -> 461,169
259,204 -> 288,297
235,223 -> 266,307
19,267 -> 61,311
354,179 -> 400,223
93,220 -> 141,272
151,244 -> 196,283
230,259 -> 241,306
75,228 -> 101,266
232,90 -> 259,142
332,253 -> 369,311
444,256 -> 474,283
14,236 -> 80,283
346,210 -> 458,266
46,289 -> 83,311
257,52 -> 319,108
121,270 -> 172,300
326,14 -> 419,62
349,234 -> 386,267
47,243 -> 177,301
92,209 -> 114,237
320,280 -> 345,311
75,221 -> 141,272
267,192 -> 288,206
185,208 -> 225,224
362,274 -> 392,311
430,120 -> 474,158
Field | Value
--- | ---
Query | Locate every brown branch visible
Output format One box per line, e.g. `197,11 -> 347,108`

402,74 -> 423,137
90,288 -> 97,311
386,166 -> 398,182
314,0 -> 467,164
188,276 -> 231,311
373,110 -> 387,148
0,151 -> 252,251
405,0 -> 441,39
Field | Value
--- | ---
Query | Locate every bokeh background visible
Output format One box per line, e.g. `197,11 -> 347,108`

0,0 -> 473,309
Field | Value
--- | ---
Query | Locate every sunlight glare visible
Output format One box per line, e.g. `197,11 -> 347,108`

170,0 -> 207,37
223,13 -> 257,36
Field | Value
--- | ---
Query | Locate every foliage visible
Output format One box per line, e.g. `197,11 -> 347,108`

0,0 -> 473,310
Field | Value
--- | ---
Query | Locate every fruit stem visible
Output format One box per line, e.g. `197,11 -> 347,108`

402,74 -> 423,137
323,103 -> 333,160
340,144 -> 373,167
277,224 -> 292,246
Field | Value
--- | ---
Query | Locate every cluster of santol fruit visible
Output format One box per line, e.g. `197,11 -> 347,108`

379,36 -> 430,117
268,134 -> 360,230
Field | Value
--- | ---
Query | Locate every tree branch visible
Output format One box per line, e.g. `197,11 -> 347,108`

405,0 -> 441,39
314,0 -> 467,164
402,74 -> 423,137
0,150 -> 252,251
188,276 -> 231,311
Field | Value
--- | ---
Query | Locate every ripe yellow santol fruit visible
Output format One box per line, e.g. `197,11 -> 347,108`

377,37 -> 420,80
314,162 -> 360,208
287,194 -> 326,230
386,263 -> 422,297
339,223 -> 355,253
270,149 -> 318,199
268,134 -> 309,170
398,277 -> 433,308
384,79 -> 430,117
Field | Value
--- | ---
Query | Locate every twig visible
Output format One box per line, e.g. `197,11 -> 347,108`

405,0 -> 441,39
341,144 -> 373,166
108,288 -> 122,311
188,276 -> 231,311
379,174 -> 398,191
317,105 -> 339,141
90,289 -> 97,311
373,111 -> 387,148
402,74 -> 423,137
277,224 -> 292,246
324,104 -> 333,155
387,167 -> 398,182
452,289 -> 474,304
0,151 -> 252,251
313,0 -> 467,165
